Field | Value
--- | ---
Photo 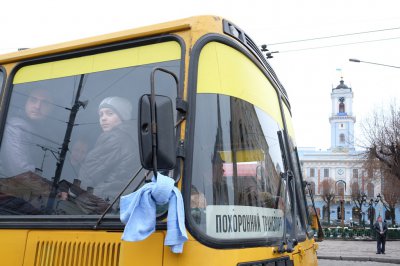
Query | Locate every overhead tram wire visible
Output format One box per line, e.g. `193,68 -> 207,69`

271,36 -> 400,53
267,26 -> 400,45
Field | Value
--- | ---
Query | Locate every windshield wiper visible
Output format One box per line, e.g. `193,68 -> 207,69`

276,130 -> 298,253
93,167 -> 148,229
277,170 -> 295,253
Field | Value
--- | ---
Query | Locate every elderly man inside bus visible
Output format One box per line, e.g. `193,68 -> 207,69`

0,88 -> 53,178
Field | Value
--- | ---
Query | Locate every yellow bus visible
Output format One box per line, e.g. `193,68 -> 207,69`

0,16 -> 318,265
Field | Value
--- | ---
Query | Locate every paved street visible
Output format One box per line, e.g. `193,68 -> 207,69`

319,260 -> 400,266
317,240 -> 400,264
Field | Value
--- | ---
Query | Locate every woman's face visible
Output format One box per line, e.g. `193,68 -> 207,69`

99,107 -> 122,132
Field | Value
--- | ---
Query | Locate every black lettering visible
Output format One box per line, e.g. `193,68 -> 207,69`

227,215 -> 232,232
262,216 -> 267,231
222,215 -> 228,232
233,215 -> 238,232
216,215 -> 221,233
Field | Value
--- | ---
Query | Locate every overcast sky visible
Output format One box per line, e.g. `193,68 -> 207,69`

2,0 -> 399,149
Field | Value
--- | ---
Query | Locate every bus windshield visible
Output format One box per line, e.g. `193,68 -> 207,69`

190,94 -> 292,243
189,41 -> 294,244
0,41 -> 180,216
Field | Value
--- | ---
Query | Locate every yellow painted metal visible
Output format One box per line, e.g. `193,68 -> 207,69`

164,238 -> 280,266
0,22 -> 191,64
283,103 -> 296,140
292,238 -> 319,266
14,41 -> 181,84
0,15 -> 222,65
119,232 -> 165,266
197,42 -> 283,129
164,236 -> 318,266
0,230 -> 28,266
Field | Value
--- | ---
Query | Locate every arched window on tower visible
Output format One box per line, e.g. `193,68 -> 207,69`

339,133 -> 345,144
339,102 -> 345,113
338,97 -> 346,114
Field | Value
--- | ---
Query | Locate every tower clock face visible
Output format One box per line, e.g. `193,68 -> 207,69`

339,97 -> 345,102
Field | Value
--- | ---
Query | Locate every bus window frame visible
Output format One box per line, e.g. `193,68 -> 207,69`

0,66 -> 5,130
0,35 -> 186,230
184,34 -> 305,249
280,98 -> 308,242
293,144 -> 313,239
0,65 -> 11,151
0,66 -> 5,94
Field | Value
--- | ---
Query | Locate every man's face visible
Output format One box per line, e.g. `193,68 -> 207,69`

25,90 -> 52,120
378,217 -> 382,222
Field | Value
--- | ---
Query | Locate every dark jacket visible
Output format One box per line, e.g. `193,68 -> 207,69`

0,115 -> 37,177
374,220 -> 388,238
78,122 -> 139,200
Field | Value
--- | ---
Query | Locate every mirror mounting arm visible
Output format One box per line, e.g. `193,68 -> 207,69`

148,68 -> 180,177
176,98 -> 188,114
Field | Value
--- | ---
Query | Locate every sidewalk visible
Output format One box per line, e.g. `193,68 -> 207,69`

317,240 -> 400,264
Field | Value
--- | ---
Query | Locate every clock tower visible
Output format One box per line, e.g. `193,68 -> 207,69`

329,79 -> 356,151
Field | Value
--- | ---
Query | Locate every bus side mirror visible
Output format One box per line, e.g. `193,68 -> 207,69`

138,94 -> 176,171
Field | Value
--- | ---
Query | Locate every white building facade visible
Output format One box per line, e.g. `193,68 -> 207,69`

298,79 -> 393,226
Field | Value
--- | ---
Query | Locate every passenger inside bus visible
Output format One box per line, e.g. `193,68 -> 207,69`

0,88 -> 56,214
78,96 -> 138,204
0,88 -> 54,178
68,137 -> 90,175
57,137 -> 91,201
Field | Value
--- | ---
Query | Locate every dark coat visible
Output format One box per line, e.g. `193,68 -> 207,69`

374,220 -> 388,238
78,122 -> 139,200
0,115 -> 37,177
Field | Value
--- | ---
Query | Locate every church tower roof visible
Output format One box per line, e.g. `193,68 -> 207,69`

333,79 -> 351,91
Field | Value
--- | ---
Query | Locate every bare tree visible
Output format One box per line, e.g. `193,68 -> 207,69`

381,172 -> 400,224
360,102 -> 400,180
321,178 -> 336,225
350,181 -> 363,224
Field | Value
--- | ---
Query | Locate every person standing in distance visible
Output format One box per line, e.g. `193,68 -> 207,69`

374,216 -> 388,254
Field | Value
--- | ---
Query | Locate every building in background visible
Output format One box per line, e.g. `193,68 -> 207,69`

298,79 -> 398,226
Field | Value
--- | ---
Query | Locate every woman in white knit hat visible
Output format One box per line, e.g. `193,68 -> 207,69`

97,96 -> 133,132
77,96 -> 139,213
